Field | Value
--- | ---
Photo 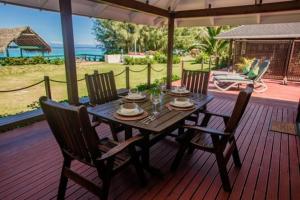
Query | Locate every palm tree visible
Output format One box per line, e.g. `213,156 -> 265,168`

201,26 -> 229,64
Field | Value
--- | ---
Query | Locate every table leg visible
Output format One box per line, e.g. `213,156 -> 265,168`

141,132 -> 163,177
124,126 -> 133,140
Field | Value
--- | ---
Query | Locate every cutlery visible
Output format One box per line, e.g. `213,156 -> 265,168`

144,115 -> 156,124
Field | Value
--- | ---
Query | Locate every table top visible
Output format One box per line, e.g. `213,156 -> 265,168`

88,93 -> 214,133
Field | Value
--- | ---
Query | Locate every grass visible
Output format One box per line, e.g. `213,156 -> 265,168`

0,61 -> 212,116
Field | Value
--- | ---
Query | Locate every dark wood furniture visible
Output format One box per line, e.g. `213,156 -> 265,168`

181,69 -> 210,124
85,70 -> 124,141
88,93 -> 213,173
39,97 -> 145,200
171,86 -> 253,191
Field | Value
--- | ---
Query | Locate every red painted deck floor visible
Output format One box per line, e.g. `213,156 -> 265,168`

0,92 -> 300,200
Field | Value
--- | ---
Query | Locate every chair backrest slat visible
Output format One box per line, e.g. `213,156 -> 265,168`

225,86 -> 253,133
85,71 -> 118,105
40,97 -> 100,163
182,69 -> 210,95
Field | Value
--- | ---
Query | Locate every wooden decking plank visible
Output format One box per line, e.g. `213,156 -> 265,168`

123,99 -> 226,200
288,107 -> 300,200
228,105 -> 268,200
253,106 -> 277,200
266,108 -> 282,200
194,103 -> 259,200
153,100 -> 233,200
171,101 -> 234,200
0,96 -> 299,200
239,106 -> 272,200
200,104 -> 263,200
278,108 -> 290,200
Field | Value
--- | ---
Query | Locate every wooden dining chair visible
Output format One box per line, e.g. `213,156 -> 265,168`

39,97 -> 145,200
171,85 -> 253,191
85,70 -> 124,141
181,69 -> 210,124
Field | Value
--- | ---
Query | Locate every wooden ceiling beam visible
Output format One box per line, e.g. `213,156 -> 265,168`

174,1 -> 300,18
90,0 -> 170,17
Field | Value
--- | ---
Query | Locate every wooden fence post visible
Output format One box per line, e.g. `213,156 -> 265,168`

209,57 -> 212,71
125,66 -> 130,89
147,63 -> 151,88
44,76 -> 52,99
181,60 -> 184,78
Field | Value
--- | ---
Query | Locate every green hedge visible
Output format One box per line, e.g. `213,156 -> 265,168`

123,53 -> 181,65
123,56 -> 154,65
0,56 -> 64,66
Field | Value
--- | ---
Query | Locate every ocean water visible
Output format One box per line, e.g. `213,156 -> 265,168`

0,45 -> 105,58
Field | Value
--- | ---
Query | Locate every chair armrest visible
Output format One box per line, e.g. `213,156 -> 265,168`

97,135 -> 143,162
202,110 -> 230,120
183,125 -> 230,136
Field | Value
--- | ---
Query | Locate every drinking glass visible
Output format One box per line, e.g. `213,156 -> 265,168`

129,88 -> 138,95
151,93 -> 161,115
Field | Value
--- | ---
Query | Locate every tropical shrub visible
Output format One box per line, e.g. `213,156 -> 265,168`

123,56 -> 154,65
0,56 -> 64,66
136,75 -> 181,92
235,57 -> 254,72
194,52 -> 210,64
153,52 -> 181,64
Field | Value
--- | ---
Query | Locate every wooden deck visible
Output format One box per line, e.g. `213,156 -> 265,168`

0,92 -> 300,200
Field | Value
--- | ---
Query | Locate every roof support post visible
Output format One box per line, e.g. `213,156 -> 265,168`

166,14 -> 175,89
59,0 -> 79,105
283,40 -> 295,85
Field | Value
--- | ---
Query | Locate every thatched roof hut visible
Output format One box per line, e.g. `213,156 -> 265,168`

0,26 -> 51,54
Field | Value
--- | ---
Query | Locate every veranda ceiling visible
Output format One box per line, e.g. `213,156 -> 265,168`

1,0 -> 300,27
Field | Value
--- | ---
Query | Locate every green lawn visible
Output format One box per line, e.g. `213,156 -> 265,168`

0,61 -> 212,116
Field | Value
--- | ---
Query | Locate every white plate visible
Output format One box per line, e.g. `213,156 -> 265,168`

171,89 -> 190,94
116,107 -> 144,117
125,93 -> 146,100
169,100 -> 194,108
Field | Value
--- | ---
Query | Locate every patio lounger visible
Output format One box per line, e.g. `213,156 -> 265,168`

213,59 -> 260,77
213,60 -> 270,93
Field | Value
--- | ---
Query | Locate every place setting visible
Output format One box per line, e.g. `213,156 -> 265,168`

166,97 -> 196,111
113,102 -> 149,121
168,85 -> 191,97
122,88 -> 147,103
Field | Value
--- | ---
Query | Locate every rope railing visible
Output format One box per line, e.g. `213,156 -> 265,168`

114,69 -> 126,77
151,66 -> 164,72
128,66 -> 148,73
0,80 -> 44,93
49,77 -> 85,83
1,63 -> 168,102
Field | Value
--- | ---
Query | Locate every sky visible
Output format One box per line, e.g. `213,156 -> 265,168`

0,4 -> 97,46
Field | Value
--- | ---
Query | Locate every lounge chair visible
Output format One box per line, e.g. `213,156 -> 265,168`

213,59 -> 270,93
213,59 -> 260,77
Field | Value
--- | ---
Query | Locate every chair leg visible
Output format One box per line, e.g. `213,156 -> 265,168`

232,139 -> 242,168
57,158 -> 71,200
101,176 -> 111,200
215,153 -> 231,192
130,147 -> 146,186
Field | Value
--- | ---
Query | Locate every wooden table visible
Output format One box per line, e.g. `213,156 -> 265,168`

88,93 -> 213,174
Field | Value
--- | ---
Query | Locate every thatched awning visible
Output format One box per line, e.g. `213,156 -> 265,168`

0,26 -> 51,53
